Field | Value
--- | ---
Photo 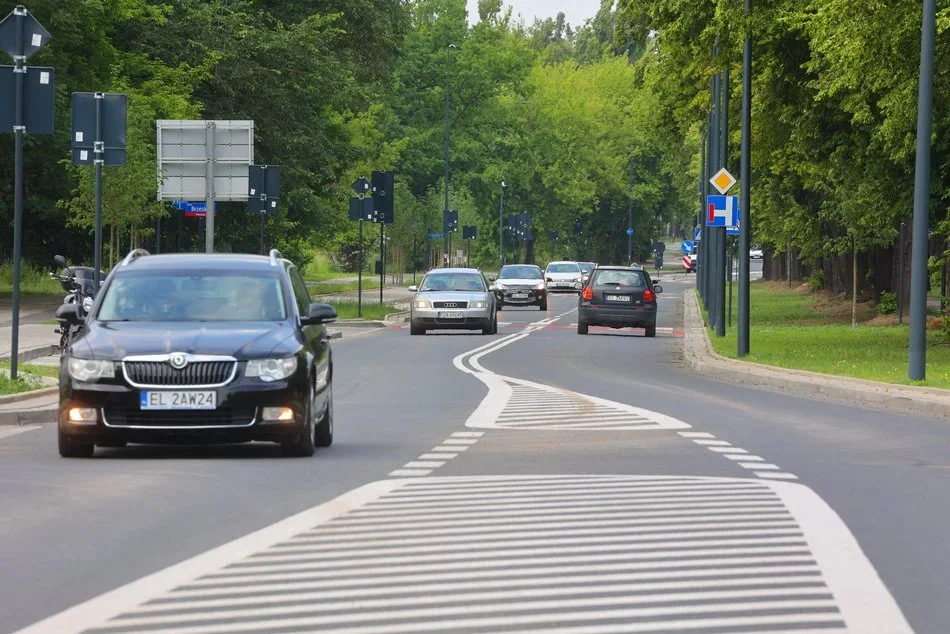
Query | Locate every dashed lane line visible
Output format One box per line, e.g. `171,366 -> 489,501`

388,431 -> 485,478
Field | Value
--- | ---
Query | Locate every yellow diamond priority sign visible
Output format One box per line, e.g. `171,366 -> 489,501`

710,168 -> 737,195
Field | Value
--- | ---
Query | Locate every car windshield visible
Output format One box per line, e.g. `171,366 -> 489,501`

592,270 -> 645,288
499,266 -> 543,280
97,271 -> 287,322
547,263 -> 581,273
580,263 -> 596,271
419,273 -> 485,292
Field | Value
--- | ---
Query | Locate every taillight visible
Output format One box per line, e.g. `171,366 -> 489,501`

643,288 -> 655,303
582,287 -> 593,301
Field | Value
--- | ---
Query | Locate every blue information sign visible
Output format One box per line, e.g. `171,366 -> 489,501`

626,228 -> 634,237
681,240 -> 695,254
694,227 -> 702,242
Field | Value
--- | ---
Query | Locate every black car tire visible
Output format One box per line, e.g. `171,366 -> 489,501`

482,315 -> 495,335
58,426 -> 94,458
644,323 -> 657,338
409,321 -> 425,336
314,383 -> 333,447
539,299 -> 547,311
577,321 -> 589,335
282,384 -> 316,457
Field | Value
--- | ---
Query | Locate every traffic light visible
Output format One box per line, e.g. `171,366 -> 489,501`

442,209 -> 459,234
463,225 -> 477,240
372,170 -> 395,224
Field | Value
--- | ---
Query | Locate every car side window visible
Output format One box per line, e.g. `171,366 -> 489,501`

288,266 -> 311,319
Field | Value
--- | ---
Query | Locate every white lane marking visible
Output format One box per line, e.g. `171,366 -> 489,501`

743,463 -> 782,471
686,435 -> 798,482
758,473 -> 801,480
692,439 -> 733,446
708,446 -> 750,453
725,454 -> 765,461
450,431 -> 483,438
388,469 -> 432,477
431,444 -> 469,453
678,431 -> 715,438
418,453 -> 457,460
439,437 -> 479,445
15,476 -> 909,634
0,425 -> 41,440
402,461 -> 445,469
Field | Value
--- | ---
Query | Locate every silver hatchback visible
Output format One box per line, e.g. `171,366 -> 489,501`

408,269 -> 498,336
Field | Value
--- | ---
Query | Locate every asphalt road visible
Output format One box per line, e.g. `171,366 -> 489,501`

1,276 -> 947,633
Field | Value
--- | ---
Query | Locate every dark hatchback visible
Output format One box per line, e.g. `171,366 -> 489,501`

56,249 -> 337,458
577,266 -> 663,337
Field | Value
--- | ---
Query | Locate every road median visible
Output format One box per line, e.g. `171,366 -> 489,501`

683,290 -> 950,420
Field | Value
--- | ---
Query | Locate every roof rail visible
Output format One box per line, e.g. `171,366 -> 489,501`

121,248 -> 150,267
268,248 -> 283,266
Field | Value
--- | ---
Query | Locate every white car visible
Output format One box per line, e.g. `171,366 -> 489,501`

545,261 -> 584,293
750,246 -> 763,260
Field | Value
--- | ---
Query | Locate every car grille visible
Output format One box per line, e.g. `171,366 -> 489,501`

103,406 -> 256,428
123,361 -> 235,387
433,301 -> 469,309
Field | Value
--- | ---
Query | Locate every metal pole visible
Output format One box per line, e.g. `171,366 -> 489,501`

738,0 -> 752,356
94,93 -> 104,289
259,211 -> 265,254
155,216 -> 161,254
627,172 -> 633,264
413,236 -> 417,285
357,219 -> 363,318
443,44 -> 454,267
499,182 -> 505,269
698,126 -> 706,292
716,67 -> 729,338
709,71 -> 720,321
9,6 -> 25,379
898,221 -> 906,324
205,121 -> 216,253
728,246 -> 733,326
380,222 -> 385,304
702,114 -> 713,307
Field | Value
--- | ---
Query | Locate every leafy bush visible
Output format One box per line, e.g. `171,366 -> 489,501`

806,268 -> 825,291
878,291 -> 897,316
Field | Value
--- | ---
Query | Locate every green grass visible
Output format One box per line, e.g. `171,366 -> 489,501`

0,263 -> 62,296
308,279 -> 381,294
327,301 -> 402,321
0,373 -> 45,396
0,361 -> 59,379
703,282 -> 950,388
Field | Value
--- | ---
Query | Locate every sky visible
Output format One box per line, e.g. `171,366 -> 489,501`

466,0 -> 604,28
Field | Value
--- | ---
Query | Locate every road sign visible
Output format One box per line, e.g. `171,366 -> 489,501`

156,120 -> 254,202
0,8 -> 50,60
463,226 -> 477,240
351,176 -> 370,196
626,228 -> 634,237
707,195 -> 739,227
172,201 -> 212,217
727,220 -> 740,236
710,168 -> 736,195
248,165 -> 280,214
681,240 -> 695,254
427,232 -> 444,239
71,92 -> 126,166
683,255 -> 692,270
694,227 -> 702,242
0,66 -> 54,134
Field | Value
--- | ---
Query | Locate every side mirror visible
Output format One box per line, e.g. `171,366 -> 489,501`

53,255 -> 68,269
489,285 -> 498,292
488,275 -> 496,282
653,284 -> 664,294
55,303 -> 82,325
302,302 -> 337,326
407,286 -> 418,293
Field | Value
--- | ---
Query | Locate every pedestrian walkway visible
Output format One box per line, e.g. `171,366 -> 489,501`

36,475 -> 913,634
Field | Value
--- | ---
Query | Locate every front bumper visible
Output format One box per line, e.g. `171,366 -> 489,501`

546,280 -> 582,292
59,368 -> 310,445
578,303 -> 657,327
496,288 -> 546,304
411,306 -> 492,329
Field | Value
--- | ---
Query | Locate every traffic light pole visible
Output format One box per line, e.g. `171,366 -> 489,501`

358,219 -> 363,318
10,6 -> 25,379
716,67 -> 729,338
499,182 -> 505,270
380,222 -> 385,304
738,0 -> 753,356
443,45 -> 454,267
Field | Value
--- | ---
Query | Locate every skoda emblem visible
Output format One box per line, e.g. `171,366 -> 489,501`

169,353 -> 188,370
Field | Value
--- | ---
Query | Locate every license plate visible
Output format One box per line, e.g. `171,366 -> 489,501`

511,293 -> 529,299
140,391 -> 216,410
438,311 -> 464,319
605,295 -> 632,302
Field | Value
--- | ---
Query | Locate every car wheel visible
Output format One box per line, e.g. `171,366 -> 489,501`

491,314 -> 499,334
282,383 -> 316,457
577,321 -> 589,335
539,299 -> 548,311
58,425 -> 94,458
314,382 -> 333,447
409,321 -> 425,336
482,317 -> 494,335
644,323 -> 657,338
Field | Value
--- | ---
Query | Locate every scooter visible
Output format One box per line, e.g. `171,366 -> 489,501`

50,255 -> 97,354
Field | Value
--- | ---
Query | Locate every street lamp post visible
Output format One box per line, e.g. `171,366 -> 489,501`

909,0 -> 937,380
443,43 -> 456,267
499,180 -> 506,270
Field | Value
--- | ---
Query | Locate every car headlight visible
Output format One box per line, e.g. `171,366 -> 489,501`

82,296 -> 93,313
68,358 -> 115,381
246,357 -> 298,382
534,282 -> 545,290
470,301 -> 489,309
414,300 -> 432,309
494,283 -> 506,291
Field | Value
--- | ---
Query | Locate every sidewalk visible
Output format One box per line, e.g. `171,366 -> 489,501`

682,290 -> 950,420
311,284 -> 414,309
0,390 -> 57,425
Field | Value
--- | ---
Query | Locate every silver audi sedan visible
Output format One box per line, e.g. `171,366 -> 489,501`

408,269 -> 498,336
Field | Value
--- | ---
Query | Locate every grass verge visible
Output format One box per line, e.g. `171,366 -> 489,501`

327,301 -> 402,321
0,264 -> 62,296
0,361 -> 59,379
0,373 -> 45,396
703,282 -> 950,389
308,279 -> 381,294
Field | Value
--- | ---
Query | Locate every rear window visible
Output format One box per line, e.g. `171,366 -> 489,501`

499,266 -> 543,280
547,263 -> 581,273
591,270 -> 646,288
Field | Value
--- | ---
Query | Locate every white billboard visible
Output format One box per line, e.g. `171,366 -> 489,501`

156,120 -> 254,202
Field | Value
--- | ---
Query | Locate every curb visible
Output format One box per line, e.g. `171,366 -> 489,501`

384,310 -> 411,324
333,320 -> 388,329
0,344 -> 58,364
682,291 -> 950,420
0,407 -> 57,426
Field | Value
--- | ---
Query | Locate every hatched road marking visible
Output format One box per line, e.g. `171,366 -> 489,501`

13,475 -> 911,634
